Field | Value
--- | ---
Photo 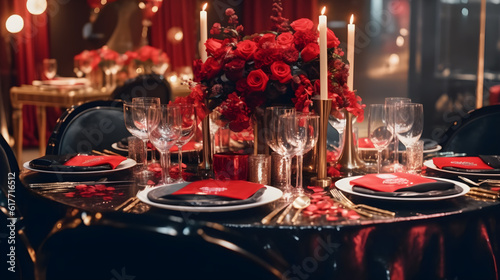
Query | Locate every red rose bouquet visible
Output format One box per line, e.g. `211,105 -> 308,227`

175,1 -> 364,132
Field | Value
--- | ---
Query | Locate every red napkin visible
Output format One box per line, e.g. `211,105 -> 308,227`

171,179 -> 265,200
350,172 -> 439,192
433,157 -> 493,170
63,155 -> 127,169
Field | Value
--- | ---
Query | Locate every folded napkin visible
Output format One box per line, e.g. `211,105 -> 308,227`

350,173 -> 460,197
29,154 -> 126,172
147,179 -> 266,206
433,156 -> 500,173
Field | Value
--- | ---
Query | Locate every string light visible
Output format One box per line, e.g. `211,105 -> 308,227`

26,0 -> 47,15
6,14 -> 24,33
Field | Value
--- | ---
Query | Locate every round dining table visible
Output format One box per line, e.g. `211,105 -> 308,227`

20,164 -> 500,280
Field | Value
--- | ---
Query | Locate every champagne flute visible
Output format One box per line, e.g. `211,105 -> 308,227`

395,103 -> 424,151
264,106 -> 295,200
368,104 -> 393,173
148,104 -> 181,184
385,97 -> 411,172
43,58 -> 57,80
282,113 -> 319,193
175,104 -> 196,182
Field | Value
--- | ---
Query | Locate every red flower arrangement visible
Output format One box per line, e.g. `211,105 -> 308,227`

175,1 -> 364,132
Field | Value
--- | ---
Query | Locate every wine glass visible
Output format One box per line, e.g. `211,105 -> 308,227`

73,58 -> 83,78
264,106 -> 295,200
148,104 -> 181,184
132,97 -> 161,165
123,98 -> 160,168
282,113 -> 319,194
368,104 -> 393,173
174,104 -> 197,182
385,97 -> 411,172
43,58 -> 57,80
395,103 -> 424,151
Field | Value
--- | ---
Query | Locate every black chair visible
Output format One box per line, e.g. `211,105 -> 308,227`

35,211 -> 287,280
0,134 -> 35,280
439,104 -> 500,155
111,74 -> 172,104
46,100 -> 131,155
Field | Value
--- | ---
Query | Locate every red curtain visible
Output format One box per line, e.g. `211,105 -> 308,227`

242,0 -> 318,35
12,1 -> 60,147
150,0 -> 197,72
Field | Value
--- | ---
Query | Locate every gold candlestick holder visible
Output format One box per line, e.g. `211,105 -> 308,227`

198,115 -> 212,177
310,98 -> 332,188
336,110 -> 366,177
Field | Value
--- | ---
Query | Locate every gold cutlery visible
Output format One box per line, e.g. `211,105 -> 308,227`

276,202 -> 294,224
330,188 -> 396,218
290,195 -> 311,224
458,176 -> 500,187
261,202 -> 292,225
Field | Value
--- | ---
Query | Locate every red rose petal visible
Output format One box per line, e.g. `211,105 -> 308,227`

106,187 -> 116,191
95,184 -> 106,191
64,192 -> 75,197
103,196 -> 113,201
305,205 -> 318,212
75,184 -> 87,191
118,192 -> 124,195
326,215 -> 338,221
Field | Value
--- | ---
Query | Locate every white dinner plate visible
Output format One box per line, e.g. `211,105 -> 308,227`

335,175 -> 470,201
424,159 -> 500,177
23,158 -> 136,175
137,184 -> 283,212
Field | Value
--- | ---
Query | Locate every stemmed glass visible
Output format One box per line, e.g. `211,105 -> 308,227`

132,97 -> 161,165
282,113 -> 319,194
43,58 -> 57,80
385,97 -> 411,172
264,106 -> 295,200
123,98 -> 160,169
395,103 -> 424,153
175,104 -> 196,182
148,104 -> 181,184
368,104 -> 393,173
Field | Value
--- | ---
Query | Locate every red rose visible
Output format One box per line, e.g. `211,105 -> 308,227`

224,58 -> 246,81
235,40 -> 257,60
258,33 -> 276,48
327,29 -> 340,48
277,32 -> 294,47
210,23 -> 221,35
270,61 -> 292,84
293,30 -> 318,51
246,69 -> 269,92
301,43 -> 319,62
201,57 -> 222,80
290,18 -> 314,32
205,38 -> 223,57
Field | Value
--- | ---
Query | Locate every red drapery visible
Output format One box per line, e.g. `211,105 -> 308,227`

13,1 -> 60,147
150,0 -> 197,72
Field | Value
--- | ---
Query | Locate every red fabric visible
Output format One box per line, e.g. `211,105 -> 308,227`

12,2 -> 61,147
350,173 -> 438,192
150,0 -> 196,72
242,0 -> 318,35
63,155 -> 127,169
172,179 -> 265,200
433,157 -> 493,170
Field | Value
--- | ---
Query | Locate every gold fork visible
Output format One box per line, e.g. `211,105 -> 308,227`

330,189 -> 395,217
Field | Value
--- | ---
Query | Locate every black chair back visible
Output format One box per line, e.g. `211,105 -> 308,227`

111,74 -> 172,103
46,100 -> 131,155
35,211 -> 286,280
439,104 -> 500,155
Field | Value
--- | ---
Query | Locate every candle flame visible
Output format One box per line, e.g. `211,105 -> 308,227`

202,3 -> 207,11
321,6 -> 326,15
350,14 -> 354,24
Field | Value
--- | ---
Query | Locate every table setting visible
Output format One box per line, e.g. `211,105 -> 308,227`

17,2 -> 500,279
